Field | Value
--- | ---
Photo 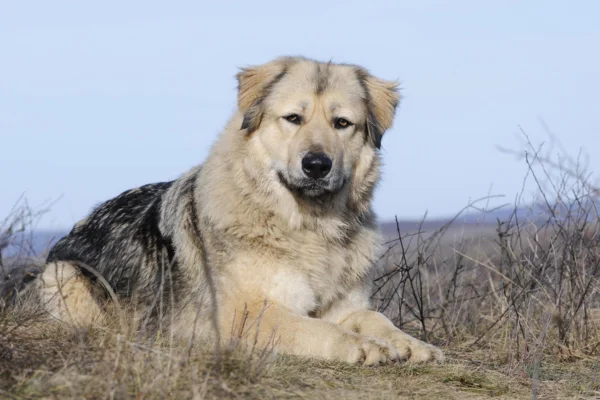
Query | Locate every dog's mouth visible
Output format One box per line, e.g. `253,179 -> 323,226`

277,171 -> 344,199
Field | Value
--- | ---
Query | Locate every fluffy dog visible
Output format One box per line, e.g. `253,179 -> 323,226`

39,56 -> 444,365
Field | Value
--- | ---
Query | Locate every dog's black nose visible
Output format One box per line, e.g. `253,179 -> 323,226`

302,152 -> 332,179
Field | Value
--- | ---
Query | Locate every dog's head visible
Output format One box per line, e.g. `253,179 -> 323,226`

236,56 -> 400,205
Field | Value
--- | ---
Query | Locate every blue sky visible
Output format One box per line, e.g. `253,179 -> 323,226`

1,1 -> 599,230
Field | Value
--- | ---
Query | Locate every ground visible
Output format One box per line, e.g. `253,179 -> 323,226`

262,353 -> 594,399
1,318 -> 598,400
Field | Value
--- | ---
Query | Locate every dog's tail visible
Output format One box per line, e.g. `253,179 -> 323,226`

0,260 -> 42,309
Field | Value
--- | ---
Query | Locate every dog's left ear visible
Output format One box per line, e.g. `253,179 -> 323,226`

236,58 -> 291,134
361,73 -> 401,149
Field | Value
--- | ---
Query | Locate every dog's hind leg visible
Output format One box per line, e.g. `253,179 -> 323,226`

39,261 -> 105,326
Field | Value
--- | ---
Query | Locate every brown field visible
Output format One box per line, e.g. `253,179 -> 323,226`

2,142 -> 600,399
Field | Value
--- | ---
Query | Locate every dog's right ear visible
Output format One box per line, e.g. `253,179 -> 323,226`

236,58 -> 290,134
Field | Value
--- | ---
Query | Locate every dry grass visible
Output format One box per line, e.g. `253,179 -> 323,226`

1,311 -> 597,399
2,133 -> 600,399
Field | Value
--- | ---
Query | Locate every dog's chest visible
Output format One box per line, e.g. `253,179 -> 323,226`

265,238 -> 373,316
265,270 -> 318,315
228,214 -> 380,316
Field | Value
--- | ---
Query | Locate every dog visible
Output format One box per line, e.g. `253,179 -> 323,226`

38,56 -> 444,365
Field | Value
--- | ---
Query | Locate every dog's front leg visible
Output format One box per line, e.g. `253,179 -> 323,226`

337,310 -> 444,363
321,289 -> 444,364
218,298 -> 402,366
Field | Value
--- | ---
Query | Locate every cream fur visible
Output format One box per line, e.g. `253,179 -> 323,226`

39,56 -> 443,366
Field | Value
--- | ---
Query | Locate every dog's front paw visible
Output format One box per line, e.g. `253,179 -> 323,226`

388,333 -> 444,364
341,334 -> 402,366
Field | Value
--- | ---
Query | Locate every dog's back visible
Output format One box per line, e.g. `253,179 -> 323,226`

42,181 -> 186,323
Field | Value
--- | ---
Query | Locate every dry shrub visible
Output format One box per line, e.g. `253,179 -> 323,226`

373,131 -> 600,380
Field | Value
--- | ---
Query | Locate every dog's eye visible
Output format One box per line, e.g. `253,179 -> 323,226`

283,114 -> 302,125
334,118 -> 352,129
